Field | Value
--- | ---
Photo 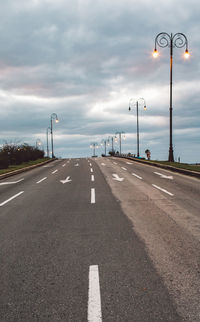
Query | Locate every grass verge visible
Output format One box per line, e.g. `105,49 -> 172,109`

145,160 -> 200,172
0,158 -> 50,175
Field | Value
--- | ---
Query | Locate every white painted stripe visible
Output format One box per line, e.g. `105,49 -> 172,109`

126,162 -> 133,165
88,265 -> 102,322
113,162 -> 118,165
91,188 -> 95,204
152,184 -> 174,196
91,175 -> 95,182
89,163 -> 92,166
0,178 -> 24,185
62,164 -> 66,167
154,172 -> 163,176
36,177 -> 47,184
132,173 -> 142,180
0,191 -> 24,207
52,169 -> 58,174
121,167 -> 127,171
90,168 -> 94,173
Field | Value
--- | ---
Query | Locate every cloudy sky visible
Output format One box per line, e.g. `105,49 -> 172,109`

0,0 -> 199,163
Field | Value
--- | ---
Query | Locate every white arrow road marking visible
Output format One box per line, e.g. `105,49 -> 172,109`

152,184 -> 174,196
101,163 -> 106,166
74,163 -> 79,167
0,191 -> 24,207
36,177 -> 47,184
121,167 -> 127,171
91,188 -> 95,203
112,174 -> 124,182
154,172 -> 173,180
88,265 -> 102,322
52,169 -> 58,174
132,173 -> 142,180
60,176 -> 72,184
0,178 -> 24,185
126,162 -> 133,165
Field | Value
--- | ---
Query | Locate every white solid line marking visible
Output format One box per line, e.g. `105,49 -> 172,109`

0,178 -> 24,185
36,177 -> 47,184
91,175 -> 95,182
90,168 -> 94,173
52,169 -> 58,174
132,173 -> 142,180
0,191 -> 24,207
152,184 -> 174,196
88,265 -> 102,322
91,188 -> 95,204
121,167 -> 127,171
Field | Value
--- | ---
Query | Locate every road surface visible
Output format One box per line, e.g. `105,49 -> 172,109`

0,157 -> 199,321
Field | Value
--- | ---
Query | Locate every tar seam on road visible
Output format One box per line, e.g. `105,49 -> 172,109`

152,184 -> 174,196
88,265 -> 102,322
0,191 -> 24,207
132,173 -> 143,180
52,169 -> 58,174
36,177 -> 47,184
91,188 -> 95,204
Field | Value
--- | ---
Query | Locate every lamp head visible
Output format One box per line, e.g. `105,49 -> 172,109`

128,106 -> 131,111
144,105 -> 147,110
153,48 -> 159,58
184,49 -> 190,59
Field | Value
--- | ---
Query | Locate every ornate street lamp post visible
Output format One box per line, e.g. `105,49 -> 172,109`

153,32 -> 190,162
129,98 -> 146,158
46,127 -> 51,157
90,142 -> 98,157
50,113 -> 59,158
115,131 -> 125,155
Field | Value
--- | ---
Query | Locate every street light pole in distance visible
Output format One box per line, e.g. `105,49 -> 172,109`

50,113 -> 59,158
129,98 -> 147,158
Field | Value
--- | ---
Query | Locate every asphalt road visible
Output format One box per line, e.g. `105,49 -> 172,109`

0,157 -> 199,321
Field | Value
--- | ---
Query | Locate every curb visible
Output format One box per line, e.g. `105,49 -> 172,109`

114,155 -> 200,179
0,158 -> 57,181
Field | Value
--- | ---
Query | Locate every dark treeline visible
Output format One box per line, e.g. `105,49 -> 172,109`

0,143 -> 45,169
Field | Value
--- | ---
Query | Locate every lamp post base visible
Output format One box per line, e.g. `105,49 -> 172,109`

168,149 -> 174,162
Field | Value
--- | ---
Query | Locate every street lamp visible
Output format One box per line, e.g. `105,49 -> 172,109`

108,136 -> 115,154
115,131 -> 125,155
153,32 -> 190,162
36,138 -> 42,149
90,142 -> 98,157
101,139 -> 109,156
46,127 -> 51,157
129,98 -> 146,158
50,113 -> 59,158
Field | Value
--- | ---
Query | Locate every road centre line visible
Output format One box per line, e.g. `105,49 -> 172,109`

52,169 -> 58,174
91,188 -> 95,204
88,265 -> 102,322
132,173 -> 143,180
90,168 -> 94,173
36,177 -> 47,184
0,191 -> 24,207
91,175 -> 95,182
121,167 -> 127,171
152,184 -> 174,196
89,163 -> 92,166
